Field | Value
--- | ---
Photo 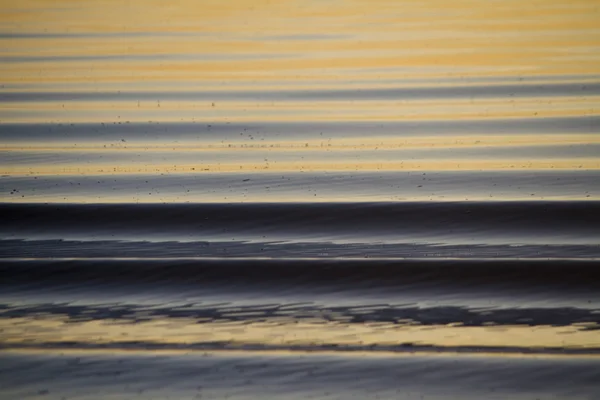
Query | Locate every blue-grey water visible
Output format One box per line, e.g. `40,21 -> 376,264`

2,0 -> 600,398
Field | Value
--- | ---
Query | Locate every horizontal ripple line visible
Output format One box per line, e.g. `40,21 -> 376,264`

3,342 -> 600,356
2,82 -> 599,102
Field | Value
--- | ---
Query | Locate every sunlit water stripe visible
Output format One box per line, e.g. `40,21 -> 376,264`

3,1 -> 600,84
2,318 -> 598,355
3,100 -> 598,123
2,0 -> 600,128
2,100 -> 598,124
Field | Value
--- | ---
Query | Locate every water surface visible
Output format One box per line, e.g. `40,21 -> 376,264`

1,0 -> 600,398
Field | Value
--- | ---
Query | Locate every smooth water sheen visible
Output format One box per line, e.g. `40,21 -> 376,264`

1,1 -> 600,399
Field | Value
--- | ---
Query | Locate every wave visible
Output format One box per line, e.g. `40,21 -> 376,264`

2,259 -> 599,298
1,202 -> 599,245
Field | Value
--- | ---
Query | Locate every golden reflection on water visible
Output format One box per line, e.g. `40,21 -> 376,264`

2,1 -> 600,100
3,159 -> 600,176
2,97 -> 599,124
2,0 -> 600,83
1,316 -> 598,352
4,133 -> 599,150
1,0 -> 599,180
1,1 -> 600,359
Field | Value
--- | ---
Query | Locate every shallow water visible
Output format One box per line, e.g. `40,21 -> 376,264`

2,350 -> 600,400
2,0 -> 600,398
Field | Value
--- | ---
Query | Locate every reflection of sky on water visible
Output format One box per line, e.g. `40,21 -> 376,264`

1,1 -> 600,379
2,0 -> 599,197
